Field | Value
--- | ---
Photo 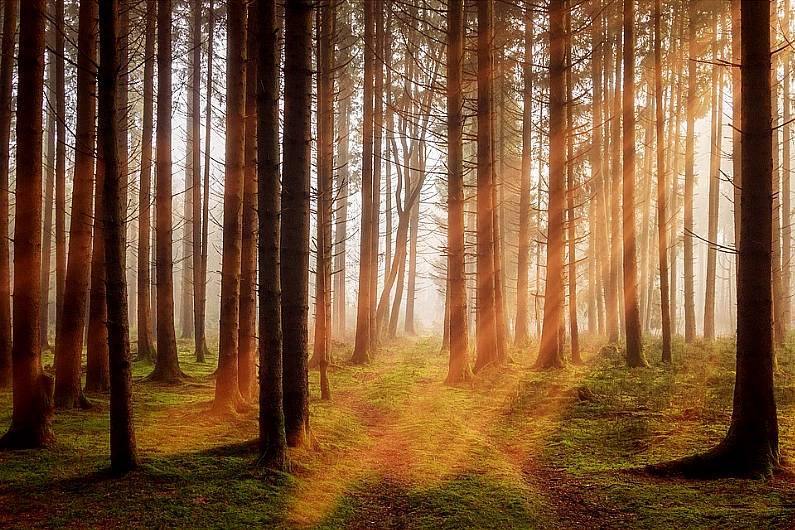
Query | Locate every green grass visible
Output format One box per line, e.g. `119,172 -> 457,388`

1,336 -> 795,528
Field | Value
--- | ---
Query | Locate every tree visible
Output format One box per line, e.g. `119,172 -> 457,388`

445,0 -> 470,384
282,0 -> 312,446
654,0 -> 672,363
98,0 -> 137,473
149,0 -> 183,382
54,0 -> 97,409
214,0 -> 246,413
191,0 -> 209,362
514,4 -> 533,347
536,0 -> 565,370
0,0 -> 55,449
0,0 -> 16,389
136,0 -> 156,363
621,0 -> 646,367
350,0 -> 375,365
651,0 -> 779,478
564,0 -> 580,364
54,0 -> 66,344
474,0 -> 498,372
239,0 -> 259,401
40,22 -> 55,351
257,0 -> 288,471
683,0 -> 697,343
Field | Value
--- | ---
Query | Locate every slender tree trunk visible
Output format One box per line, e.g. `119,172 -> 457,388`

405,153 -> 420,337
0,0 -> 55,449
197,0 -> 215,363
41,31 -> 55,351
536,0 -> 565,369
282,0 -> 312,446
565,1 -> 580,364
54,0 -> 66,345
655,0 -> 671,362
136,0 -> 156,363
0,1 -> 14,388
446,0 -> 470,383
783,0 -> 791,330
683,1 -> 697,342
257,0 -> 287,471
514,5 -> 532,346
370,0 -> 383,350
239,0 -> 258,400
54,0 -> 96,408
474,0 -> 498,371
351,0 -> 374,363
622,0 -> 646,367
191,0 -> 207,362
149,0 -> 183,382
86,155 -> 110,392
704,13 -> 723,341
609,9 -> 623,344
772,0 -> 786,346
98,0 -> 137,473
732,0 -> 742,263
214,0 -> 246,413
179,19 -> 195,341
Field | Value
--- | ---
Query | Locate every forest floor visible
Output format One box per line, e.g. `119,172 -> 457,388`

2,336 -> 795,528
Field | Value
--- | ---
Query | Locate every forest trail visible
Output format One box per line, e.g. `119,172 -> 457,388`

2,338 -> 795,528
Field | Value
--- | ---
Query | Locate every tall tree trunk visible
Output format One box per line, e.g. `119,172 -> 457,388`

54,0 -> 96,408
474,0 -> 498,371
191,0 -> 208,362
536,0 -> 565,369
54,0 -> 66,345
565,1 -> 580,364
333,6 -> 352,338
214,0 -> 246,413
257,0 -> 287,471
239,0 -> 258,401
655,0 -> 671,362
609,9 -> 623,344
41,29 -> 55,351
732,0 -> 742,263
149,0 -> 183,382
136,0 -> 156,363
446,0 -> 470,383
370,0 -> 383,350
783,0 -> 792,332
86,157 -> 110,392
515,5 -> 533,346
683,0 -> 697,342
351,0 -> 374,364
704,13 -> 723,341
197,0 -> 215,363
282,0 -> 312,446
622,0 -> 646,367
179,17 -> 195,341
0,0 -> 55,449
98,0 -> 137,473
405,152 -> 420,336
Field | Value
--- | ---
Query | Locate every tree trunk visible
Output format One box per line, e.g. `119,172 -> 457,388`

405,153 -> 420,337
149,0 -> 183,382
370,0 -> 383,351
772,1 -> 786,347
446,0 -> 470,384
54,0 -> 66,345
40,32 -> 55,351
704,13 -> 723,341
86,155 -> 110,393
239,0 -> 258,401
98,0 -> 137,473
515,5 -> 532,346
609,9 -> 623,344
351,0 -> 374,364
192,0 -> 208,362
474,0 -> 498,372
622,0 -> 646,367
732,0 -> 741,266
54,0 -> 96,408
136,0 -> 156,364
256,0 -> 287,471
655,0 -> 671,362
0,0 -> 55,449
565,1 -> 580,364
179,16 -> 195,341
282,0 -> 312,446
782,0 -> 791,331
536,0 -> 565,369
214,0 -> 246,414
683,0 -> 697,343
0,0 -> 15,389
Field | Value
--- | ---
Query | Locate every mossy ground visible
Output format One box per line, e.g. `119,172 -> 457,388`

1,335 -> 795,528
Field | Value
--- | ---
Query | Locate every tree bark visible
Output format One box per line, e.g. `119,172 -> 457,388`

282,0 -> 312,446
192,0 -> 208,362
622,0 -> 646,367
683,0 -> 697,343
149,0 -> 183,382
0,0 -> 16,389
98,0 -> 137,473
565,0 -> 580,364
214,0 -> 246,414
54,0 -> 96,408
0,0 -> 55,449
